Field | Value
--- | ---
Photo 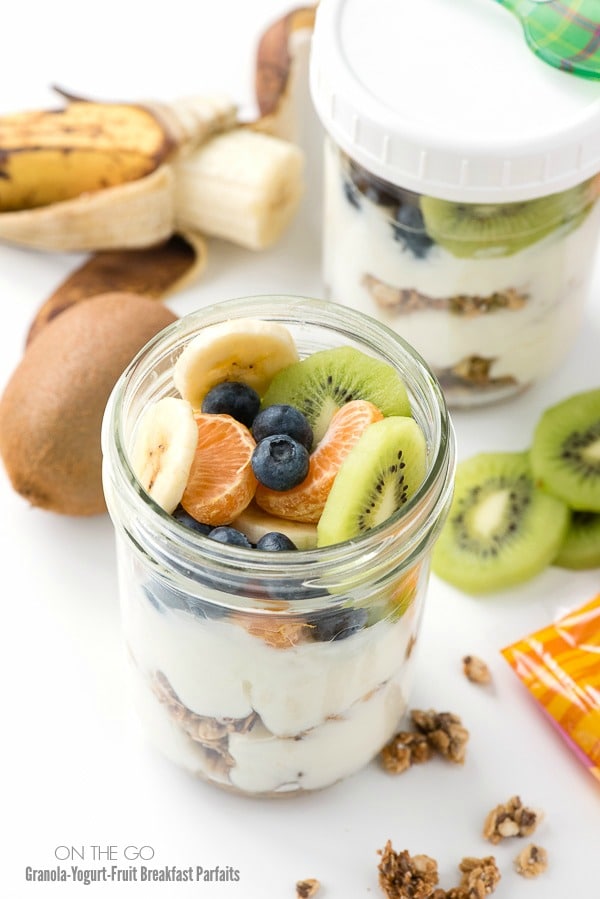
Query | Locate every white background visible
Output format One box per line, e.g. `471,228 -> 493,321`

0,1 -> 598,897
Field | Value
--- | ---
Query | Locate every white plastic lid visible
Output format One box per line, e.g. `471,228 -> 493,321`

309,0 -> 600,202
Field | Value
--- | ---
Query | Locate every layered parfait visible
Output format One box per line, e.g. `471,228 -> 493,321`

323,143 -> 600,406
107,307 -> 451,795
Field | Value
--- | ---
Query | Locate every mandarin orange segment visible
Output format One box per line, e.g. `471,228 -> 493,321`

255,400 -> 383,523
181,413 -> 257,526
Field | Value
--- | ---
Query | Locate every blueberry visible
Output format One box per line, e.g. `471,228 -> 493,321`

207,526 -> 253,548
251,435 -> 310,491
391,202 -> 434,259
343,178 -> 361,210
252,404 -> 313,450
201,381 -> 260,428
256,531 -> 298,551
171,504 -> 212,535
309,608 -> 368,642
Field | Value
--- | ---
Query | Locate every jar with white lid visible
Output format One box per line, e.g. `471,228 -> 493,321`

309,0 -> 600,407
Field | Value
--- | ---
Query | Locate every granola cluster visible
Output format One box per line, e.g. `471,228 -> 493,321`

513,844 -> 548,879
450,856 -> 501,898
380,731 -> 432,774
483,795 -> 541,844
378,843 -> 439,899
462,655 -> 492,685
411,709 -> 470,764
377,845 -> 501,899
380,709 -> 469,774
152,670 -> 258,779
295,877 -> 320,897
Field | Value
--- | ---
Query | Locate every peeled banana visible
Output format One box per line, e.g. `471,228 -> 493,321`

0,92 -> 305,253
173,128 -> 305,250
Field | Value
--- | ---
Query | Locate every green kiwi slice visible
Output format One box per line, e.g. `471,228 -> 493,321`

432,452 -> 570,594
554,511 -> 600,570
261,346 -> 411,446
317,416 -> 427,547
531,388 -> 600,512
420,182 -> 591,259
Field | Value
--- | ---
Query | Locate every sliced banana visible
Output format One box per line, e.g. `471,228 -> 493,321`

130,396 -> 198,513
232,501 -> 318,550
173,317 -> 299,409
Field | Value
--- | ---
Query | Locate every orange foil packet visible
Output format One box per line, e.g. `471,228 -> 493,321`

502,594 -> 600,782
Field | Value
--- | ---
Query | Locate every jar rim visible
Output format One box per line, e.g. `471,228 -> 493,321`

102,295 -> 455,603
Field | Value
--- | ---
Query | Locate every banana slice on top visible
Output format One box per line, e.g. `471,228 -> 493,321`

173,317 -> 299,409
130,396 -> 198,513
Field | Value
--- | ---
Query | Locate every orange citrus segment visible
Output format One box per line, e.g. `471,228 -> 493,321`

181,413 -> 257,526
255,400 -> 383,523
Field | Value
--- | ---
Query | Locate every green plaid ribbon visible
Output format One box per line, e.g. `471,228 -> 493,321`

497,0 -> 600,79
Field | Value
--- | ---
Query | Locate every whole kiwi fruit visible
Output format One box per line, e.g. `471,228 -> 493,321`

0,292 -> 177,515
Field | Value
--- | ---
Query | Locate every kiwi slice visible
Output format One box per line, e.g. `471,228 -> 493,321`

531,388 -> 600,512
317,416 -> 427,547
432,452 -> 570,595
420,182 -> 591,259
261,346 -> 411,446
554,511 -> 600,570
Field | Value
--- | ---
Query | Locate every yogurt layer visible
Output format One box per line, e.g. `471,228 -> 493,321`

123,574 -> 418,737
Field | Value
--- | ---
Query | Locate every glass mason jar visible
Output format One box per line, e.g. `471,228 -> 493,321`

309,0 -> 600,409
101,295 -> 455,796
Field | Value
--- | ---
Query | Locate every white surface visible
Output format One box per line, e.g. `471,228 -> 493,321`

310,0 -> 600,200
0,1 -> 598,897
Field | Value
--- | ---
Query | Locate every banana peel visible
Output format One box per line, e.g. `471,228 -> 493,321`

253,4 -> 318,142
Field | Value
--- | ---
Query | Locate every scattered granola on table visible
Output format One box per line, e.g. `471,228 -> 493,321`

296,877 -> 320,897
453,856 -> 501,898
380,730 -> 433,774
462,655 -> 492,685
514,844 -> 548,878
377,842 -> 439,899
411,709 -> 469,763
483,796 -> 541,844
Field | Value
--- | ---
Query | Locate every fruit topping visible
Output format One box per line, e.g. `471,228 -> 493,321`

255,399 -> 383,523
391,202 -> 434,259
173,317 -> 299,410
207,526 -> 253,548
420,183 -> 591,259
181,413 -> 257,526
251,434 -> 310,491
317,416 -> 427,547
201,380 -> 260,428
432,452 -> 570,594
252,403 -> 313,450
261,345 -> 410,445
172,504 -> 212,535
231,501 -> 318,550
308,607 -> 368,642
129,396 -> 198,513
255,532 -> 298,551
530,387 -> 600,512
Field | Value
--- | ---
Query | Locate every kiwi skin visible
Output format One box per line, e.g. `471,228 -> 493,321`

0,292 -> 176,516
